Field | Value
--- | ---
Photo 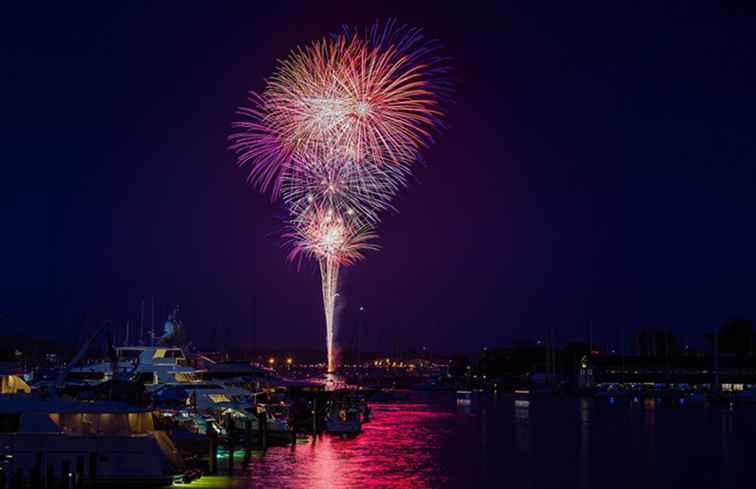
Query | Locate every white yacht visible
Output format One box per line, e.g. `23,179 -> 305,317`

67,309 -> 203,390
0,394 -> 181,487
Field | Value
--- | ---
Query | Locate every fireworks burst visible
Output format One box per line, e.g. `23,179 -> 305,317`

281,157 -> 408,226
285,205 -> 378,267
230,20 -> 449,198
230,20 -> 450,372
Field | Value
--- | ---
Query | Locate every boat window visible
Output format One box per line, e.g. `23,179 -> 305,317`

208,394 -> 232,403
59,413 -> 130,435
1,375 -> 31,394
0,413 -> 20,432
173,373 -> 198,383
97,413 -> 130,435
128,412 -> 154,434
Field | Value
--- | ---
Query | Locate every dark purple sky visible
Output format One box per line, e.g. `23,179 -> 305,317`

2,2 -> 755,353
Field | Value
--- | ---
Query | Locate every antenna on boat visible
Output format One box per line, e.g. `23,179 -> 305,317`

151,297 -> 156,347
125,320 -> 130,346
140,299 -> 145,346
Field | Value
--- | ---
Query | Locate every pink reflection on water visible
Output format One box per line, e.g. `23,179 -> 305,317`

235,402 -> 453,489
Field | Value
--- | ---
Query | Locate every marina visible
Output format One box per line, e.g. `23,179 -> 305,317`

4,2 -> 755,487
4,329 -> 756,488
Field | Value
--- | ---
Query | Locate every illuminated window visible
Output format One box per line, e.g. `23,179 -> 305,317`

208,394 -> 232,403
173,373 -> 197,383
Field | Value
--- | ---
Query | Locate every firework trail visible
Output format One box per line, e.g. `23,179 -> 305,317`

285,205 -> 378,372
230,20 -> 450,372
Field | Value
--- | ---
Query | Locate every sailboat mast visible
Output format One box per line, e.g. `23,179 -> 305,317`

151,297 -> 156,346
140,299 -> 145,346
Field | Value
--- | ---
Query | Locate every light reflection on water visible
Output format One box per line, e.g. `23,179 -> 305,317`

231,400 -> 453,489
214,392 -> 756,489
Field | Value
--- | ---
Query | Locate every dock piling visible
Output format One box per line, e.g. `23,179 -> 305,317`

261,411 -> 268,450
87,452 -> 96,486
75,456 -> 84,488
255,407 -> 268,450
46,463 -> 54,489
32,453 -> 42,488
227,414 -> 235,472
61,459 -> 71,489
208,427 -> 218,475
312,398 -> 317,434
244,419 -> 252,463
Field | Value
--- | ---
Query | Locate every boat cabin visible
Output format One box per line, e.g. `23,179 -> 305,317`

0,396 -> 154,435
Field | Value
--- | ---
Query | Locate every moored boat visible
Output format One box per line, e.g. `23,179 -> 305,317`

0,394 -> 182,487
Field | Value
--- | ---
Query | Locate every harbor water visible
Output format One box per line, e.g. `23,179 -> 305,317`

202,391 -> 756,488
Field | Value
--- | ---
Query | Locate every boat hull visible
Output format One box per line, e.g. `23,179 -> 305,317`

0,432 -> 180,485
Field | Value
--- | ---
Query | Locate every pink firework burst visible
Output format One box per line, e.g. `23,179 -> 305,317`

285,204 -> 378,267
230,21 -> 450,200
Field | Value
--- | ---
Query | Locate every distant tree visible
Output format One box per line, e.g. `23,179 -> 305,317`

478,347 -> 513,378
510,342 -> 546,376
706,317 -> 754,356
449,353 -> 469,377
635,328 -> 679,358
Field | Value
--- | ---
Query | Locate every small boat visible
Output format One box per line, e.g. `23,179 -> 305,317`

176,381 -> 260,413
514,388 -> 531,407
325,404 -> 362,434
457,390 -> 473,405
260,402 -> 295,440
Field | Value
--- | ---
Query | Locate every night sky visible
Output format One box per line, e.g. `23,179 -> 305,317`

2,3 -> 755,353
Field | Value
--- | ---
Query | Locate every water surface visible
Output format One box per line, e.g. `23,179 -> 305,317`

208,392 -> 756,488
